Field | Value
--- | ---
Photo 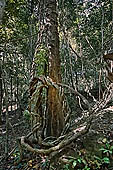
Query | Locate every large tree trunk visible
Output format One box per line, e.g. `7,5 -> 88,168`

45,0 -> 64,137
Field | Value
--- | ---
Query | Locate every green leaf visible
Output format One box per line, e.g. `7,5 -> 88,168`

110,146 -> 113,150
77,158 -> 82,163
69,159 -> 74,163
64,164 -> 69,170
103,157 -> 110,164
82,159 -> 87,165
108,150 -> 112,154
84,166 -> 90,170
73,160 -> 77,167
23,110 -> 30,116
76,18 -> 79,24
10,0 -> 15,3
103,149 -> 109,153
106,143 -> 110,148
99,148 -> 105,151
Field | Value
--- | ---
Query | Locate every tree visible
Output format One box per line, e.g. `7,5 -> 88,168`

0,0 -> 5,124
0,60 -> 2,124
28,0 -> 66,138
1,1 -> 113,169
45,0 -> 65,137
0,0 -> 5,24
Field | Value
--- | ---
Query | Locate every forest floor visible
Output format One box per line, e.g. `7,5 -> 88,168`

0,108 -> 31,170
1,107 -> 113,170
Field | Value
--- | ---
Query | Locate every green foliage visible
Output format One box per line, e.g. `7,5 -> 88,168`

94,155 -> 110,166
41,156 -> 50,169
61,141 -> 113,170
1,0 -> 38,111
63,164 -> 70,170
12,148 -> 20,162
23,110 -> 31,122
99,142 -> 113,154
1,0 -> 113,168
35,46 -> 48,76
60,0 -> 112,93
62,156 -> 90,170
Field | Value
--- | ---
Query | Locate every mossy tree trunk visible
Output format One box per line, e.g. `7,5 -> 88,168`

45,0 -> 65,137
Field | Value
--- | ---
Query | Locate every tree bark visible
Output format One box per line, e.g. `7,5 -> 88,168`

45,0 -> 64,137
0,60 -> 2,124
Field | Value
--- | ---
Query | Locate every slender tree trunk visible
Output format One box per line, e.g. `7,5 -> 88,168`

45,0 -> 64,137
0,0 -> 6,24
0,60 -> 2,124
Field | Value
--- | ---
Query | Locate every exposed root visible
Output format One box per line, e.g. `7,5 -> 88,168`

16,77 -> 113,165
20,123 -> 90,156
